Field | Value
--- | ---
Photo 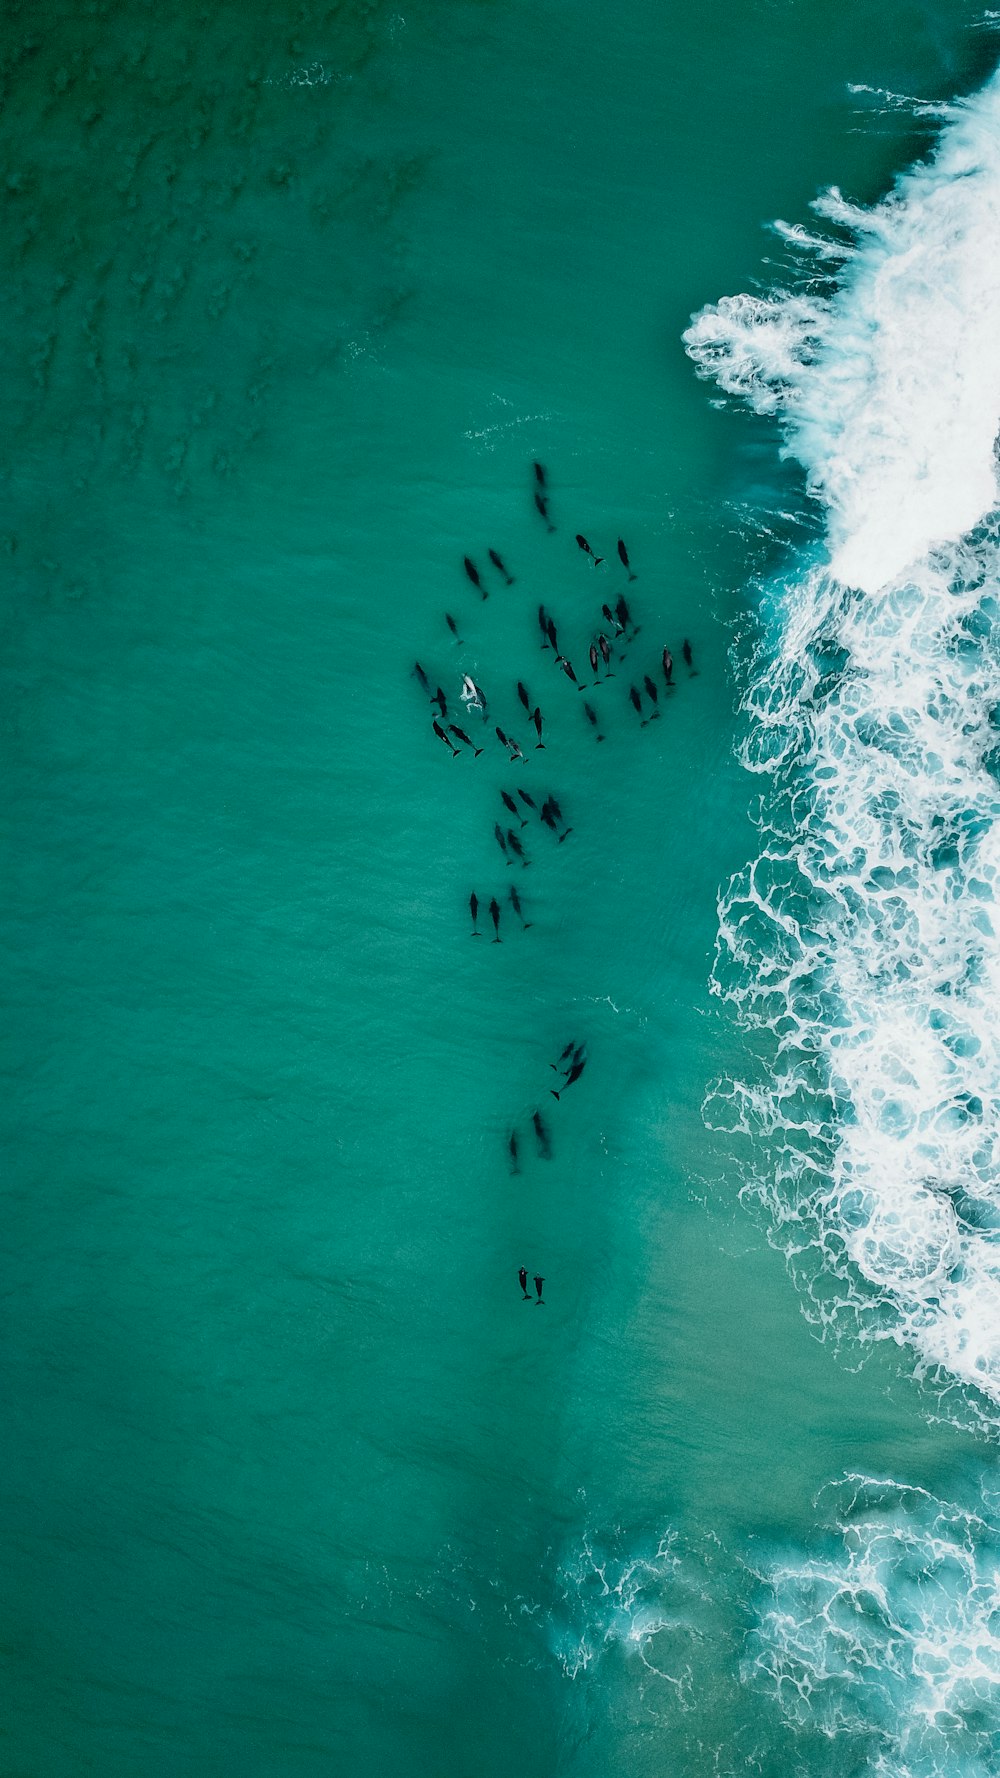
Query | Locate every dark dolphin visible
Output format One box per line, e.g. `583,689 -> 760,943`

489,896 -> 502,942
449,723 -> 483,756
433,718 -> 459,755
551,1057 -> 587,1099
506,829 -> 529,867
617,537 -> 636,581
509,884 -> 531,928
576,533 -> 604,566
583,700 -> 605,740
464,556 -> 486,598
489,549 -> 514,585
469,891 -> 481,937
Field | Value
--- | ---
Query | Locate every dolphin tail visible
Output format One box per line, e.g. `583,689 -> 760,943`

550,1090 -> 561,1100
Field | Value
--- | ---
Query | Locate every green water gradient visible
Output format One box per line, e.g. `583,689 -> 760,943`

2,1 -> 997,1772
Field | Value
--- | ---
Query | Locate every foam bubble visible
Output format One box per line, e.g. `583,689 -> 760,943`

748,1475 -> 1000,1778
685,66 -> 1000,1414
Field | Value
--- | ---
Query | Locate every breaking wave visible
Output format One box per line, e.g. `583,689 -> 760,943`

684,68 -> 1000,1409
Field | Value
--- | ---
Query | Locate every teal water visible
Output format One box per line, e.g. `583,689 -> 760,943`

3,3 -> 999,1773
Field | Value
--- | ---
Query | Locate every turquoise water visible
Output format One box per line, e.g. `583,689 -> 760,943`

4,2 -> 1000,1773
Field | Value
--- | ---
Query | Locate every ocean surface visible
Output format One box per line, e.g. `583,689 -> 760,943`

5,2 -> 1000,1774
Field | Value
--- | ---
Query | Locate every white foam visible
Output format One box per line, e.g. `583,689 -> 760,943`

748,1475 -> 1000,1778
685,66 -> 1000,1413
686,77 -> 1000,594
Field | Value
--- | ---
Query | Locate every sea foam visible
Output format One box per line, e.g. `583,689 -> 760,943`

747,1475 -> 1000,1778
684,69 -> 1000,1410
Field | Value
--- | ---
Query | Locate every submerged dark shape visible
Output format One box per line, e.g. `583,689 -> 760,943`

532,706 -> 545,749
518,1263 -> 529,1295
518,680 -> 532,711
464,555 -> 486,597
489,548 -> 514,584
662,645 -> 673,686
583,699 -> 605,740
532,1110 -> 552,1158
617,537 -> 636,580
469,891 -> 481,937
506,828 -> 529,867
683,637 -> 695,671
533,461 -> 547,487
533,1273 -> 545,1304
534,491 -> 555,531
494,822 -> 509,858
445,612 -> 463,643
489,896 -> 502,942
509,884 -> 531,929
414,660 -> 431,693
576,533 -> 604,566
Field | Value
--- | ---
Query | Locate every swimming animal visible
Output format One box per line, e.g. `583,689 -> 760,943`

445,613 -> 463,644
662,645 -> 674,686
602,602 -> 623,635
546,616 -> 559,651
507,829 -> 529,867
496,725 -> 511,749
538,606 -> 551,649
576,533 -> 604,566
533,461 -> 547,487
598,633 -> 613,674
617,537 -> 636,581
551,1056 -> 587,1099
517,788 -> 538,813
588,643 -> 600,682
643,674 -> 661,716
461,674 -> 487,717
550,1039 -> 576,1070
489,896 -> 502,942
489,549 -> 514,585
558,657 -> 581,688
628,684 -> 643,718
683,637 -> 694,671
532,1111 -> 552,1159
501,790 -> 525,824
433,718 -> 459,756
432,685 -> 448,718
533,1273 -> 545,1304
509,885 -> 531,929
414,661 -> 431,694
469,891 -> 481,937
494,823 -> 509,860
534,491 -> 555,531
583,700 -> 604,740
449,724 -> 483,756
517,1261 -> 528,1293
464,555 -> 486,598
615,593 -> 633,632
532,707 -> 545,749
517,680 -> 531,713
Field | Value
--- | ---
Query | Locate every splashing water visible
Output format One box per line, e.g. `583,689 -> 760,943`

747,1474 -> 1000,1778
684,68 -> 1000,1410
